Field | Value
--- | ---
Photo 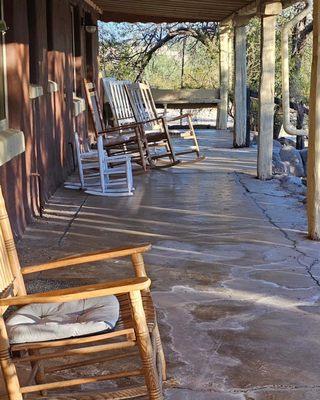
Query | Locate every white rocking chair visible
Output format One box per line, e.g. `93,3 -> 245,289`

65,133 -> 134,197
64,132 -> 101,190
85,135 -> 134,197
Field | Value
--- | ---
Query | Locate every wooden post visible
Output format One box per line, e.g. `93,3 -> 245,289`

257,2 -> 282,180
307,0 -> 320,240
217,24 -> 230,130
246,87 -> 251,146
233,23 -> 247,147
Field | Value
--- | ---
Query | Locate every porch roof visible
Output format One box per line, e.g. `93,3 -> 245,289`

91,0 -> 254,23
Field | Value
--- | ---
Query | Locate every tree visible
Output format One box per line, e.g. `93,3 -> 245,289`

99,22 -> 219,82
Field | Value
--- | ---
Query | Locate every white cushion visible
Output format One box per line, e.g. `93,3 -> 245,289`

7,295 -> 120,344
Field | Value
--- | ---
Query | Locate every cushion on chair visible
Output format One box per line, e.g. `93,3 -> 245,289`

7,295 -> 120,344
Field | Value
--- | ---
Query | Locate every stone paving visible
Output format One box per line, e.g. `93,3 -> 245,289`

3,129 -> 320,399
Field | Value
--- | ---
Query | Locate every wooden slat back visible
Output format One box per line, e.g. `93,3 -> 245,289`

84,80 -> 106,137
0,187 -> 26,310
102,78 -> 135,127
126,82 -> 161,131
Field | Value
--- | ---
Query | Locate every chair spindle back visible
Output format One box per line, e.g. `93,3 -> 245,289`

102,78 -> 136,127
0,187 -> 26,310
126,82 -> 161,131
84,80 -> 106,137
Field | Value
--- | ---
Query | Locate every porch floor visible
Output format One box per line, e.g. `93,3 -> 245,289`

7,129 -> 320,399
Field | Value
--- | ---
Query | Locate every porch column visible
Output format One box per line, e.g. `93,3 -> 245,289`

257,2 -> 282,180
217,24 -> 230,130
233,23 -> 247,147
307,0 -> 320,240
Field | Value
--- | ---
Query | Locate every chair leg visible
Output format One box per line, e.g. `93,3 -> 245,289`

162,120 -> 177,163
0,319 -> 23,400
29,350 -> 47,396
126,158 -> 134,193
129,290 -> 163,400
187,115 -> 200,157
154,323 -> 167,382
135,129 -> 148,172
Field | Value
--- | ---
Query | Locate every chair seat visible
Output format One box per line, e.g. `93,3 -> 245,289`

6,295 -> 119,344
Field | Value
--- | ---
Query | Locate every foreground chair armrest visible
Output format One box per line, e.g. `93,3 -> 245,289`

22,244 -> 151,275
165,113 -> 192,122
0,277 -> 150,307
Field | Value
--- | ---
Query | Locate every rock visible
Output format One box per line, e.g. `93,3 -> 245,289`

280,175 -> 307,195
272,152 -> 289,175
272,140 -> 282,156
300,148 -> 308,175
278,137 -> 296,147
279,145 -> 305,177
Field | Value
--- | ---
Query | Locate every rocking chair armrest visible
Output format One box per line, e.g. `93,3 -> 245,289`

107,154 -> 133,162
138,116 -> 165,125
22,244 -> 152,275
165,113 -> 192,122
0,277 -> 151,306
99,122 -> 144,134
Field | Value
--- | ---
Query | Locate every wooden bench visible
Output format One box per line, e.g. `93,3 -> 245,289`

151,88 -> 221,111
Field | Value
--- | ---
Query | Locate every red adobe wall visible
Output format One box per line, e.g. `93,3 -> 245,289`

0,0 -> 99,238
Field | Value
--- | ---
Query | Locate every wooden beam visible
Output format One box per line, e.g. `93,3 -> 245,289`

101,11 -> 221,23
307,0 -> 320,240
233,24 -> 247,147
222,0 -> 299,24
257,3 -> 281,179
217,24 -> 231,130
84,0 -> 102,14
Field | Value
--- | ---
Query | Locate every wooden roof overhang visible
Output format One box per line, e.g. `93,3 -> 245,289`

87,0 -> 299,24
91,0 -> 255,23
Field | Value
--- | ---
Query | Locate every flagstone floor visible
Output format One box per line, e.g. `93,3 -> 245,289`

3,129 -> 320,399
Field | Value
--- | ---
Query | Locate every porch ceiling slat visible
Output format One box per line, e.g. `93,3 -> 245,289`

92,0 -> 254,23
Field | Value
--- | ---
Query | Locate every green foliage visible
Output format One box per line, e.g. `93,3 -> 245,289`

144,51 -> 181,89
246,10 -> 312,102
143,40 -> 220,89
246,18 -> 261,93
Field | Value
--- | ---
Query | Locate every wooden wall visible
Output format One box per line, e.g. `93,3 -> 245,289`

0,0 -> 99,238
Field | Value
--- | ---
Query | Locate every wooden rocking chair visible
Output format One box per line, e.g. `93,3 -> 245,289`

0,187 -> 166,399
126,82 -> 205,163
103,78 -> 179,168
84,79 -> 151,172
